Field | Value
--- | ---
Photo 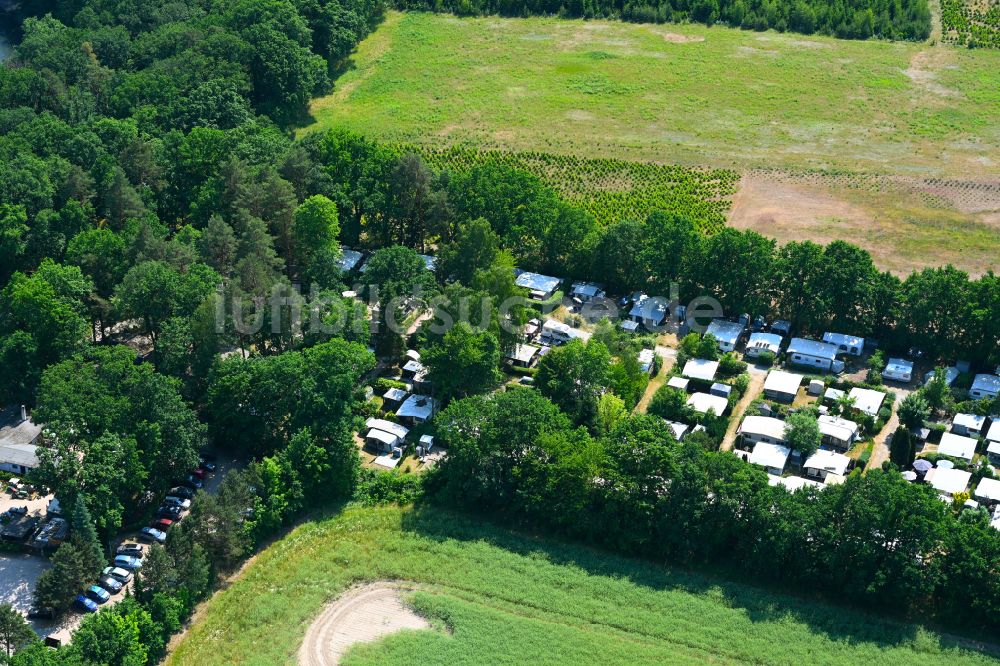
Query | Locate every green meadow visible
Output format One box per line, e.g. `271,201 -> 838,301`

166,505 -> 1000,665
307,11 -> 1000,179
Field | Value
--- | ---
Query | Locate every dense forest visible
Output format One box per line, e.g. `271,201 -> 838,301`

395,0 -> 932,40
0,0 -> 996,663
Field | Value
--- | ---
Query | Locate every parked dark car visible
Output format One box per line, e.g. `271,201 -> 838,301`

86,585 -> 110,604
116,543 -> 143,558
27,607 -> 56,620
157,505 -> 182,520
183,475 -> 203,490
169,486 -> 194,500
74,595 -> 98,613
98,575 -> 123,593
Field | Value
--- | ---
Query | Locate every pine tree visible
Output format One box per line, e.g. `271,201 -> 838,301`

70,495 -> 105,579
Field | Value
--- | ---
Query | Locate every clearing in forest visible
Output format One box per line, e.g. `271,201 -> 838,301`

306,12 -> 1000,276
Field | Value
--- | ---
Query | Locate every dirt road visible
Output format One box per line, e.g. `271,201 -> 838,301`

297,582 -> 430,666
719,366 -> 768,452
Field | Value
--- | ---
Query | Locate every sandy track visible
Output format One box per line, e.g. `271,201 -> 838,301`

297,582 -> 430,666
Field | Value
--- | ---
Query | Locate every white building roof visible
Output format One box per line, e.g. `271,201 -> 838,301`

620,320 -> 640,333
882,358 -> 913,380
953,413 -> 986,434
0,443 -> 39,469
937,432 -> 978,461
628,295 -> 668,325
687,392 -> 728,416
739,416 -> 787,442
750,442 -> 791,470
704,319 -> 745,346
768,475 -> 823,491
396,395 -> 439,421
0,414 -> 42,449
515,271 -> 561,296
541,319 -> 590,342
822,332 -> 865,351
664,420 -> 690,440
803,449 -> 850,476
787,338 -> 838,362
667,376 -> 689,391
338,248 -> 364,273
366,429 -> 401,447
971,374 -> 1000,397
763,370 -> 801,397
974,477 -> 1000,503
383,387 -> 409,403
570,282 -> 604,299
364,418 -> 409,441
638,348 -> 655,373
987,421 -> 1000,443
372,453 -> 401,469
824,387 -> 845,402
402,359 -> 425,374
508,344 -> 540,365
682,359 -> 719,382
848,387 -> 886,416
989,441 -> 1000,456
927,467 -> 972,495
925,367 -> 959,387
746,332 -> 782,355
817,415 -> 860,442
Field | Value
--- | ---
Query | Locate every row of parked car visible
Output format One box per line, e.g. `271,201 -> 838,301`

73,457 -> 216,613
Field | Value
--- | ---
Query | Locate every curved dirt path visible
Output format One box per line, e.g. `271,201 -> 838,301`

298,582 -> 430,666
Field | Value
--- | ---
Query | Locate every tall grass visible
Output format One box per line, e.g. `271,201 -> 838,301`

167,505 -> 1000,666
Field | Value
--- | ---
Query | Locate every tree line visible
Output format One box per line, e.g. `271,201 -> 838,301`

425,388 -> 1000,635
394,0 -> 931,40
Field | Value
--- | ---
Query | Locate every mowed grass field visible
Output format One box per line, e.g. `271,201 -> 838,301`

310,11 -> 999,178
306,12 -> 1000,276
167,505 -> 1000,666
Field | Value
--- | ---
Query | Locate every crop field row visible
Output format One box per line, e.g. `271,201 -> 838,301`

405,144 -> 738,231
166,506 -> 1000,666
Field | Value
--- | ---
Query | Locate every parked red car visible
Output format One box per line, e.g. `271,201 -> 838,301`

192,467 -> 207,480
151,518 -> 174,531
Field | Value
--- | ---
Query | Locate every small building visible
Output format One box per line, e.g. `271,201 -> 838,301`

882,358 -> 914,383
749,442 -> 792,475
937,432 -> 978,462
927,467 -> 971,497
637,349 -> 656,375
770,320 -> 792,337
0,408 -> 42,476
418,254 -> 437,272
988,441 -> 1000,467
970,374 -> 1000,401
664,420 -> 690,441
817,415 -> 860,450
768,475 -> 823,492
787,338 -> 841,372
524,319 -> 541,340
396,395 -> 439,426
382,387 -> 409,411
402,359 -> 426,380
687,392 -> 729,416
803,449 -> 851,482
987,420 -> 1000,444
619,319 -> 641,334
807,379 -> 825,396
848,387 -> 886,417
418,434 -> 435,456
666,376 -> 690,392
822,332 -> 865,356
710,383 -> 732,399
540,319 -> 590,346
974,478 -> 1000,505
515,271 -> 562,301
338,248 -> 365,274
745,332 -> 782,359
364,418 -> 409,453
682,359 -> 719,382
704,319 -> 746,353
952,413 -> 987,437
763,370 -> 802,403
924,367 -> 959,387
628,295 -> 668,328
569,282 -> 605,302
738,416 -> 787,446
507,344 -> 541,369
